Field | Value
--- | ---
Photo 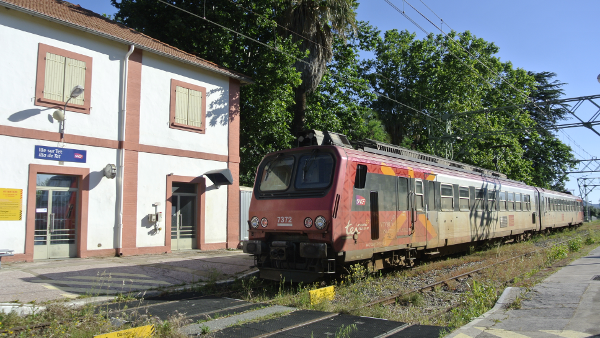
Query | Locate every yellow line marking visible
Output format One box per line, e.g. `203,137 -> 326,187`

540,330 -> 592,338
66,276 -> 171,284
475,327 -> 530,338
43,285 -> 59,290
453,334 -> 473,338
61,294 -> 78,299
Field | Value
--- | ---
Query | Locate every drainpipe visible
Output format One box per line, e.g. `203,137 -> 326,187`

116,45 -> 135,255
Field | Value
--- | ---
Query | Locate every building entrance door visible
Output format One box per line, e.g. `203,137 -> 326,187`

34,174 -> 78,260
171,183 -> 197,251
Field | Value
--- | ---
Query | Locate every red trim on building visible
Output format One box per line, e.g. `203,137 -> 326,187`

118,48 -> 143,256
227,78 -> 241,249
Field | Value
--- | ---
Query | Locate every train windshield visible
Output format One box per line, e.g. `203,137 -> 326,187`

259,156 -> 295,191
295,152 -> 334,189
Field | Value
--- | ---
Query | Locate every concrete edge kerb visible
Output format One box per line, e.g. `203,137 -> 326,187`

457,287 -> 524,331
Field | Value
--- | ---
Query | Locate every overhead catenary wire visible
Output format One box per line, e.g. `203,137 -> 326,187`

156,0 -> 442,122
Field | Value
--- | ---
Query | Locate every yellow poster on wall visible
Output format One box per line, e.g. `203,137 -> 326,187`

0,189 -> 23,221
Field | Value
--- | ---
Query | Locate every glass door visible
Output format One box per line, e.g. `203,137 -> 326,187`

34,174 -> 78,260
171,183 -> 197,251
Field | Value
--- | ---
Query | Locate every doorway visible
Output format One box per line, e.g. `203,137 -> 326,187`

34,174 -> 78,260
171,182 -> 197,250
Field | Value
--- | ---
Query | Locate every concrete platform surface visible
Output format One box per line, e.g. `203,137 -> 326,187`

0,249 -> 256,304
449,244 -> 600,338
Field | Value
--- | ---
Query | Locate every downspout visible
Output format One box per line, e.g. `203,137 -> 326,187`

116,45 -> 135,255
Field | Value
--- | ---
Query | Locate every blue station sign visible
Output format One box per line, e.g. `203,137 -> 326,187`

34,145 -> 87,163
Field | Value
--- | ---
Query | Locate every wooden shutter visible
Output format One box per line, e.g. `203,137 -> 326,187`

187,88 -> 203,128
63,57 -> 86,105
43,52 -> 66,101
175,86 -> 189,125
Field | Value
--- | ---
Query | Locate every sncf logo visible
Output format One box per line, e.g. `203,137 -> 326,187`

356,195 -> 366,205
74,153 -> 84,159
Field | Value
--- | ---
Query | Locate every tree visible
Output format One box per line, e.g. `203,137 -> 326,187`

364,30 -> 537,183
278,0 -> 357,135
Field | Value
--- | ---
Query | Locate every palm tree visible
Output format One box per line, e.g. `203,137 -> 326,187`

279,0 -> 357,136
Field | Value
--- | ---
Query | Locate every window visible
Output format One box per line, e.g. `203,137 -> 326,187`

170,79 -> 207,133
499,191 -> 506,211
35,43 -> 92,113
259,156 -> 294,191
475,189 -> 484,211
524,195 -> 531,211
488,190 -> 497,211
515,193 -> 522,211
295,153 -> 335,189
441,184 -> 453,211
459,187 -> 470,211
507,192 -> 515,211
355,164 -> 367,189
415,180 -> 424,211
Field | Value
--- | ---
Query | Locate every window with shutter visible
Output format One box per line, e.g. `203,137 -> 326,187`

35,44 -> 92,113
170,79 -> 207,133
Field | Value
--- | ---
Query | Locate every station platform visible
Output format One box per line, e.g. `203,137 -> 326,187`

0,249 -> 256,304
449,245 -> 600,338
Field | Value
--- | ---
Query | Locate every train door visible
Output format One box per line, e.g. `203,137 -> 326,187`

34,174 -> 78,260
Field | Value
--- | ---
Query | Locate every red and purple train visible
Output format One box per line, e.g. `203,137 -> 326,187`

243,131 -> 583,282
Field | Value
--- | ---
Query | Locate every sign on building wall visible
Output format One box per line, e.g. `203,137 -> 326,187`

34,145 -> 87,163
0,189 -> 23,221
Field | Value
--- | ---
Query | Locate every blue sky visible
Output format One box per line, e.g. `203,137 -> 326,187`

72,0 -> 600,201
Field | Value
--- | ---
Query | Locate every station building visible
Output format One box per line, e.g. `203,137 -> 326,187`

0,0 -> 251,261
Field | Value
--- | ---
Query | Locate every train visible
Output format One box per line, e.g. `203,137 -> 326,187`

242,130 -> 583,282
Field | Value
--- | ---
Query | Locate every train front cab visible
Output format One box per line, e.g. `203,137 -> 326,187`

243,146 -> 345,282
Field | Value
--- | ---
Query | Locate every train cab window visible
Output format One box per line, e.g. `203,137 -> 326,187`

475,189 -> 484,211
259,155 -> 295,191
499,191 -> 506,211
524,195 -> 531,211
354,164 -> 367,189
507,192 -> 515,211
415,180 -> 424,211
515,193 -> 522,211
459,187 -> 470,211
441,184 -> 453,211
295,152 -> 335,190
488,191 -> 497,211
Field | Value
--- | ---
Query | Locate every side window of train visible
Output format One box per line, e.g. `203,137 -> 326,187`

355,164 -> 367,189
507,192 -> 515,211
488,190 -> 497,211
475,189 -> 484,211
499,191 -> 506,211
515,193 -> 522,211
459,186 -> 470,211
398,177 -> 408,211
524,194 -> 531,211
415,180 -> 424,211
441,184 -> 453,211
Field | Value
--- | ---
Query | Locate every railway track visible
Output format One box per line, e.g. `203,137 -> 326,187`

0,232 -> 583,337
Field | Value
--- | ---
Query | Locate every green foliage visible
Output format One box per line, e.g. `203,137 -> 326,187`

568,237 -> 582,252
585,230 -> 598,245
335,323 -> 358,338
200,324 -> 211,335
448,281 -> 497,329
547,244 -> 568,263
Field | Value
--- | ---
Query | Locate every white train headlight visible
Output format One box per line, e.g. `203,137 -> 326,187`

261,217 -> 268,228
304,217 -> 313,228
315,216 -> 327,230
250,216 -> 259,229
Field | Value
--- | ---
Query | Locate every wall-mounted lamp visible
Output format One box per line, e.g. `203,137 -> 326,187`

103,164 -> 117,179
53,85 -> 84,142
203,168 -> 234,189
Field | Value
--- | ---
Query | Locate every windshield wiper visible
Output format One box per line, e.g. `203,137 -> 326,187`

264,153 -> 283,181
302,150 -> 318,181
